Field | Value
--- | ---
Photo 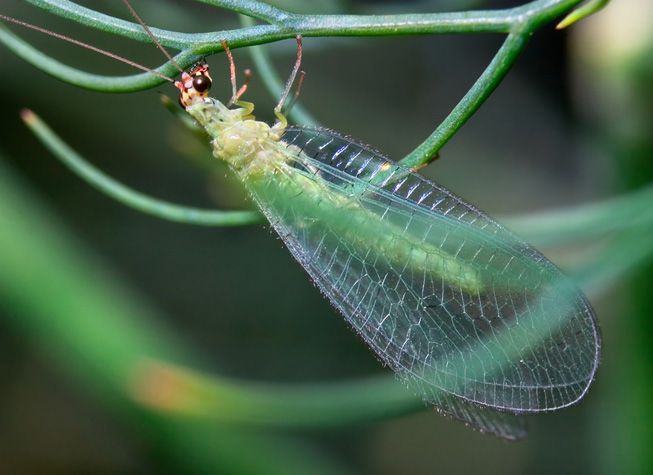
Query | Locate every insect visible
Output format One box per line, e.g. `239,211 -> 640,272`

1,1 -> 600,440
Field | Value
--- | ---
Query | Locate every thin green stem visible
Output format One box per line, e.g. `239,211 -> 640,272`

504,184 -> 653,245
23,0 -> 207,48
26,100 -> 653,242
22,110 -> 263,227
557,0 -> 611,29
574,225 -> 653,297
398,31 -> 530,169
131,360 -> 420,428
194,0 -> 291,23
19,0 -> 585,47
2,0 -> 588,95
0,24 -> 194,92
20,0 -> 288,51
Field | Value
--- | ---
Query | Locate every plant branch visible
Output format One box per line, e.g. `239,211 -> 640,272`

505,185 -> 653,245
0,24 -> 192,91
21,110 -> 263,226
23,0 -> 206,48
398,30 -> 530,169
557,0 -> 611,29
24,106 -> 653,246
194,0 -> 291,22
131,359 -> 420,429
19,0 -> 587,49
2,0 -> 591,96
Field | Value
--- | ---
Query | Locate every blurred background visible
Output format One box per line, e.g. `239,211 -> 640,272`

0,0 -> 651,473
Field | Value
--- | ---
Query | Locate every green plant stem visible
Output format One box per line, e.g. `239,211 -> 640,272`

22,110 -> 263,226
26,106 -> 653,245
133,360 -> 421,428
557,0 -> 611,29
1,0 -> 608,223
195,0 -> 290,22
19,0 -> 586,51
505,184 -> 653,245
398,31 -> 529,169
574,226 -> 653,297
0,25 -> 193,92
22,0 -> 209,48
1,0 -> 592,163
15,0 -> 518,42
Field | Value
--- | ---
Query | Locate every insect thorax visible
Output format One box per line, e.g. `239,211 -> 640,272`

186,98 -> 286,176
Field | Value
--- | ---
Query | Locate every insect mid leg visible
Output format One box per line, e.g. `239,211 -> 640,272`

283,70 -> 306,114
221,40 -> 252,106
232,70 -> 255,114
274,35 -> 304,121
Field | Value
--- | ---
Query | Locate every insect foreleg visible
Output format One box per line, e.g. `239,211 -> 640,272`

274,36 -> 304,120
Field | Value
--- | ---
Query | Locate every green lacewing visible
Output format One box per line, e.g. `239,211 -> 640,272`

1,2 -> 600,440
175,40 -> 600,438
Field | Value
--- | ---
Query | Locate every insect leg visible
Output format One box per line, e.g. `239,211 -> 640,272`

221,40 -> 254,107
233,68 -> 253,103
283,70 -> 306,115
273,35 -> 304,124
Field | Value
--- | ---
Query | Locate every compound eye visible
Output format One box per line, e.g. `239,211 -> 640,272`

192,74 -> 211,93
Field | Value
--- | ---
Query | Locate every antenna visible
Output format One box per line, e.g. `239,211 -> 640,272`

0,13 -> 176,83
120,0 -> 184,74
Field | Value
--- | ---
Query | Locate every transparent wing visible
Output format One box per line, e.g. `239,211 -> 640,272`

243,126 -> 600,439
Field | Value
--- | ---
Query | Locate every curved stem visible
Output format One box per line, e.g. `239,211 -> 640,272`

131,359 -> 420,429
0,24 -> 193,92
557,0 -> 611,29
2,0 -> 589,95
504,185 -> 653,245
21,0 -> 585,47
22,110 -> 263,227
194,0 -> 291,23
26,100 -> 653,242
23,0 -> 206,48
398,30 -> 530,169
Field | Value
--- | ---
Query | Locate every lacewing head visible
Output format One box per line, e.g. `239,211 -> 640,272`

175,61 -> 213,109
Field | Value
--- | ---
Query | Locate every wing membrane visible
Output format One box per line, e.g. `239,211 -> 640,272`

242,126 -> 600,438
